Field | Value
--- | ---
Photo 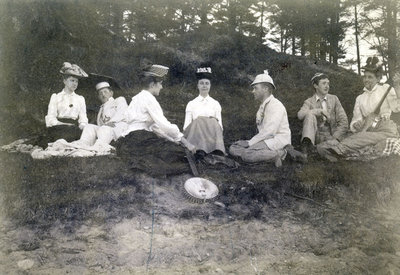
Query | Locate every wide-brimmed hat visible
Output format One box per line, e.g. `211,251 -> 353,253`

362,56 -> 383,74
95,81 -> 111,91
60,62 -> 88,78
143,64 -> 169,78
196,67 -> 212,80
251,70 -> 276,89
311,72 -> 328,85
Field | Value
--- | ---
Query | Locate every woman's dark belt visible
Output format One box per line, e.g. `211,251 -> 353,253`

57,118 -> 79,126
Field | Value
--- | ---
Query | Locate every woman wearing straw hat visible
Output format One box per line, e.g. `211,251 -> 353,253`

183,66 -> 226,159
318,56 -> 400,161
36,62 -> 88,148
116,61 -> 195,176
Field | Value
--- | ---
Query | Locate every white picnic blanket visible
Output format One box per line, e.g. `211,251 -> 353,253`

1,139 -> 115,159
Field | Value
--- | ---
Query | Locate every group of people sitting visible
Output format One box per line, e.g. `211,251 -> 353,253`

25,57 -> 400,174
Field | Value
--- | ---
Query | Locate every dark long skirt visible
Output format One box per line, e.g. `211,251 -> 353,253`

28,124 -> 82,149
115,130 -> 190,177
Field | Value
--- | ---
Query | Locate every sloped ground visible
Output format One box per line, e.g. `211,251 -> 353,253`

0,151 -> 399,274
0,49 -> 397,273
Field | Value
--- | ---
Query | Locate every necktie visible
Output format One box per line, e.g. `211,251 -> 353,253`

256,101 -> 268,125
318,98 -> 327,124
98,105 -> 105,125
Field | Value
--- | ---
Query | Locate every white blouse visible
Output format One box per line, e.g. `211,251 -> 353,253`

183,95 -> 222,130
45,89 -> 88,128
350,83 -> 400,132
123,90 -> 183,142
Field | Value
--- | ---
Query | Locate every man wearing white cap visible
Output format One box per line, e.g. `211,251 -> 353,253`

229,70 -> 291,167
76,81 -> 128,150
297,73 -> 348,155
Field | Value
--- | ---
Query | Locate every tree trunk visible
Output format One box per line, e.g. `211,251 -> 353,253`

180,9 -> 186,35
260,1 -> 264,43
227,0 -> 237,34
283,34 -> 288,53
320,39 -> 327,61
330,0 -> 340,64
386,0 -> 397,79
111,3 -> 123,36
309,35 -> 317,59
292,35 -> 296,55
200,1 -> 208,26
300,35 -> 305,56
355,3 -> 361,75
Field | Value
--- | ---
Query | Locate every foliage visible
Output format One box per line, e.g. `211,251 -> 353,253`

0,0 -> 365,144
356,0 -> 399,79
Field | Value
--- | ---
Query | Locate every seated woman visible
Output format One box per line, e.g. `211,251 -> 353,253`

318,56 -> 400,161
115,62 -> 195,176
36,62 -> 88,148
183,67 -> 226,158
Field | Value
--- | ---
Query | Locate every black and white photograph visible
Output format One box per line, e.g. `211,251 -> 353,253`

0,0 -> 400,273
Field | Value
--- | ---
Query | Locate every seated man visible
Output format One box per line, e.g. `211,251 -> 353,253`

297,73 -> 348,155
74,81 -> 128,151
229,70 -> 292,167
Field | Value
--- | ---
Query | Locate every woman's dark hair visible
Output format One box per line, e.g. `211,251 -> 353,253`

62,74 -> 78,81
197,77 -> 211,83
364,68 -> 383,79
362,56 -> 383,79
140,74 -> 163,88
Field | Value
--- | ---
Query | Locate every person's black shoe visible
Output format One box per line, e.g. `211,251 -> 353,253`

194,150 -> 206,160
301,138 -> 313,155
203,154 -> 240,169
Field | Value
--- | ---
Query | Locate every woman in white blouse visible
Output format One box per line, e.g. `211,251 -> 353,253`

123,64 -> 194,151
116,62 -> 195,176
183,67 -> 226,157
318,56 -> 400,161
39,62 -> 88,148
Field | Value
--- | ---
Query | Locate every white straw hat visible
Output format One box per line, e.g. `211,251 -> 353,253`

144,64 -> 169,78
95,81 -> 110,91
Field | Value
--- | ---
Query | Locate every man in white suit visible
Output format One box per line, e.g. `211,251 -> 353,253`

77,82 -> 128,150
229,70 -> 291,167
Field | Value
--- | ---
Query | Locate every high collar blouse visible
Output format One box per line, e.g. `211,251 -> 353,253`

45,89 -> 88,128
350,83 -> 400,132
183,95 -> 222,130
123,90 -> 183,142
